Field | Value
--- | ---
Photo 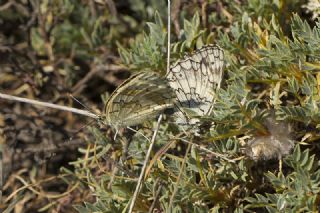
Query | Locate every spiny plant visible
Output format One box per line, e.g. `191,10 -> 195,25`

72,10 -> 320,213
3,1 -> 320,212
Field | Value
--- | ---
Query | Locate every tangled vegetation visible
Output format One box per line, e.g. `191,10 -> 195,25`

2,0 -> 320,212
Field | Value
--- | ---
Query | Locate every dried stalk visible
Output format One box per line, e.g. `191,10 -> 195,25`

0,93 -> 98,119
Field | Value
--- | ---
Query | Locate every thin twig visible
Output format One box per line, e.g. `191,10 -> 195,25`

107,166 -> 118,190
71,66 -> 99,95
148,181 -> 163,213
105,0 -> 117,17
0,142 -> 2,202
0,93 -> 98,119
0,1 -> 13,11
5,173 -> 71,202
166,0 -> 171,74
128,114 -> 163,213
168,143 -> 191,211
177,137 -> 236,163
172,0 -> 181,36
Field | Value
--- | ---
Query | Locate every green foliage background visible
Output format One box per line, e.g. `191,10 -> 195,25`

2,0 -> 320,212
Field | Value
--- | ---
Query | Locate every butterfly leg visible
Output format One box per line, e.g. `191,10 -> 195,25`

126,126 -> 150,142
114,129 -> 119,141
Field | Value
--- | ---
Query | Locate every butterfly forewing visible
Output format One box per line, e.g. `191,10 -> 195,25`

166,45 -> 224,124
104,72 -> 176,128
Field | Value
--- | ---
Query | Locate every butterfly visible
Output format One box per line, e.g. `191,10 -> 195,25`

101,45 -> 224,130
102,71 -> 176,130
166,45 -> 224,125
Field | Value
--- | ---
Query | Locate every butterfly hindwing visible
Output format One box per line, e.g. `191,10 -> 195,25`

166,45 -> 224,124
104,71 -> 176,128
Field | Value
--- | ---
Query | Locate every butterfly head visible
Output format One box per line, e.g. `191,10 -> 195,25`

97,114 -> 110,126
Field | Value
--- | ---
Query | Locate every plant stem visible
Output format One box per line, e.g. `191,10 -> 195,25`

0,93 -> 98,119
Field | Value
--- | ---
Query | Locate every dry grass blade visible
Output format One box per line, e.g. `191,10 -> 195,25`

0,93 -> 98,119
128,114 -> 163,213
168,143 -> 191,211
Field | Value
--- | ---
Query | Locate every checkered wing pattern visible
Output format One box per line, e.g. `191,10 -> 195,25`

166,45 -> 224,124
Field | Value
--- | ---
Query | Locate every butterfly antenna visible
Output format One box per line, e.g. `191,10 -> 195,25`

69,93 -> 97,115
69,119 -> 97,141
68,94 -> 103,140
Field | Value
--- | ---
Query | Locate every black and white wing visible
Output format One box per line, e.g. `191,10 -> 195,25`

166,45 -> 224,124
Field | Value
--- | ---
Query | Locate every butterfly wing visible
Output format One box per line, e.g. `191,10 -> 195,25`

166,45 -> 224,124
104,71 -> 176,128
